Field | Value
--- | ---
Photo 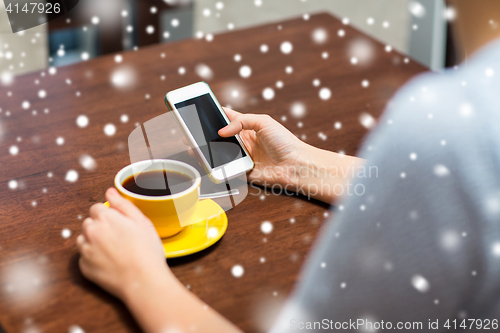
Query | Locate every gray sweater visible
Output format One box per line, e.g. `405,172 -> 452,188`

271,39 -> 500,332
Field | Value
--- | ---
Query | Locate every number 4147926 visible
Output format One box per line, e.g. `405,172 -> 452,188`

6,2 -> 61,14
444,319 -> 498,330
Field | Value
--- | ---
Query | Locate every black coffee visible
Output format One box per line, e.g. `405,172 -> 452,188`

122,170 -> 194,196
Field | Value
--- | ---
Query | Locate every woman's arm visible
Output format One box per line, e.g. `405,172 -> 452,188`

219,108 -> 363,204
288,146 -> 363,204
77,189 -> 241,333
123,264 -> 241,333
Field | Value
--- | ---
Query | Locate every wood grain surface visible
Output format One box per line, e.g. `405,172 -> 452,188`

0,13 -> 426,333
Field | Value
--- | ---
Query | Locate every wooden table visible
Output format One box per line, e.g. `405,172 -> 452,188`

0,13 -> 426,333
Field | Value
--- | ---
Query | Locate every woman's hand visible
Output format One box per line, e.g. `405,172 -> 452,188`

219,107 -> 308,188
219,108 -> 363,204
77,189 -> 243,333
77,188 -> 170,301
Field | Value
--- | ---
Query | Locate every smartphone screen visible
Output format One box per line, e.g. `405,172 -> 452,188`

175,93 -> 247,168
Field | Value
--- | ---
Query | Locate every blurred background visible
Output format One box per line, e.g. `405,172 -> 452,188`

1,0 -> 499,82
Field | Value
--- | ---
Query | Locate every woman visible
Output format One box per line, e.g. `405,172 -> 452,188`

77,38 -> 500,332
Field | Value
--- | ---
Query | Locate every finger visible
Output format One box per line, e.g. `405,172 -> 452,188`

76,234 -> 91,255
82,217 -> 95,241
76,234 -> 87,248
218,113 -> 272,137
105,188 -> 149,223
222,107 -> 240,121
181,135 -> 190,146
79,257 -> 93,279
89,202 -> 108,219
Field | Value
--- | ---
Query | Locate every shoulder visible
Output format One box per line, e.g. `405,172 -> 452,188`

360,49 -> 500,167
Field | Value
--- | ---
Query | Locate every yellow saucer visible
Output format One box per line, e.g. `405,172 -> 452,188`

162,199 -> 227,258
104,199 -> 228,258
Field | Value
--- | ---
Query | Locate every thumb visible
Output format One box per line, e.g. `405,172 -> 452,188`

222,107 -> 240,121
105,188 -> 150,224
218,113 -> 271,137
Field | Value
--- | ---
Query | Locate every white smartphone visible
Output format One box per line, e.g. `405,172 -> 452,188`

164,82 -> 254,183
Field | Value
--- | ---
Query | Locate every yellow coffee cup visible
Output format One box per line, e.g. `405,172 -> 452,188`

114,159 -> 201,238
